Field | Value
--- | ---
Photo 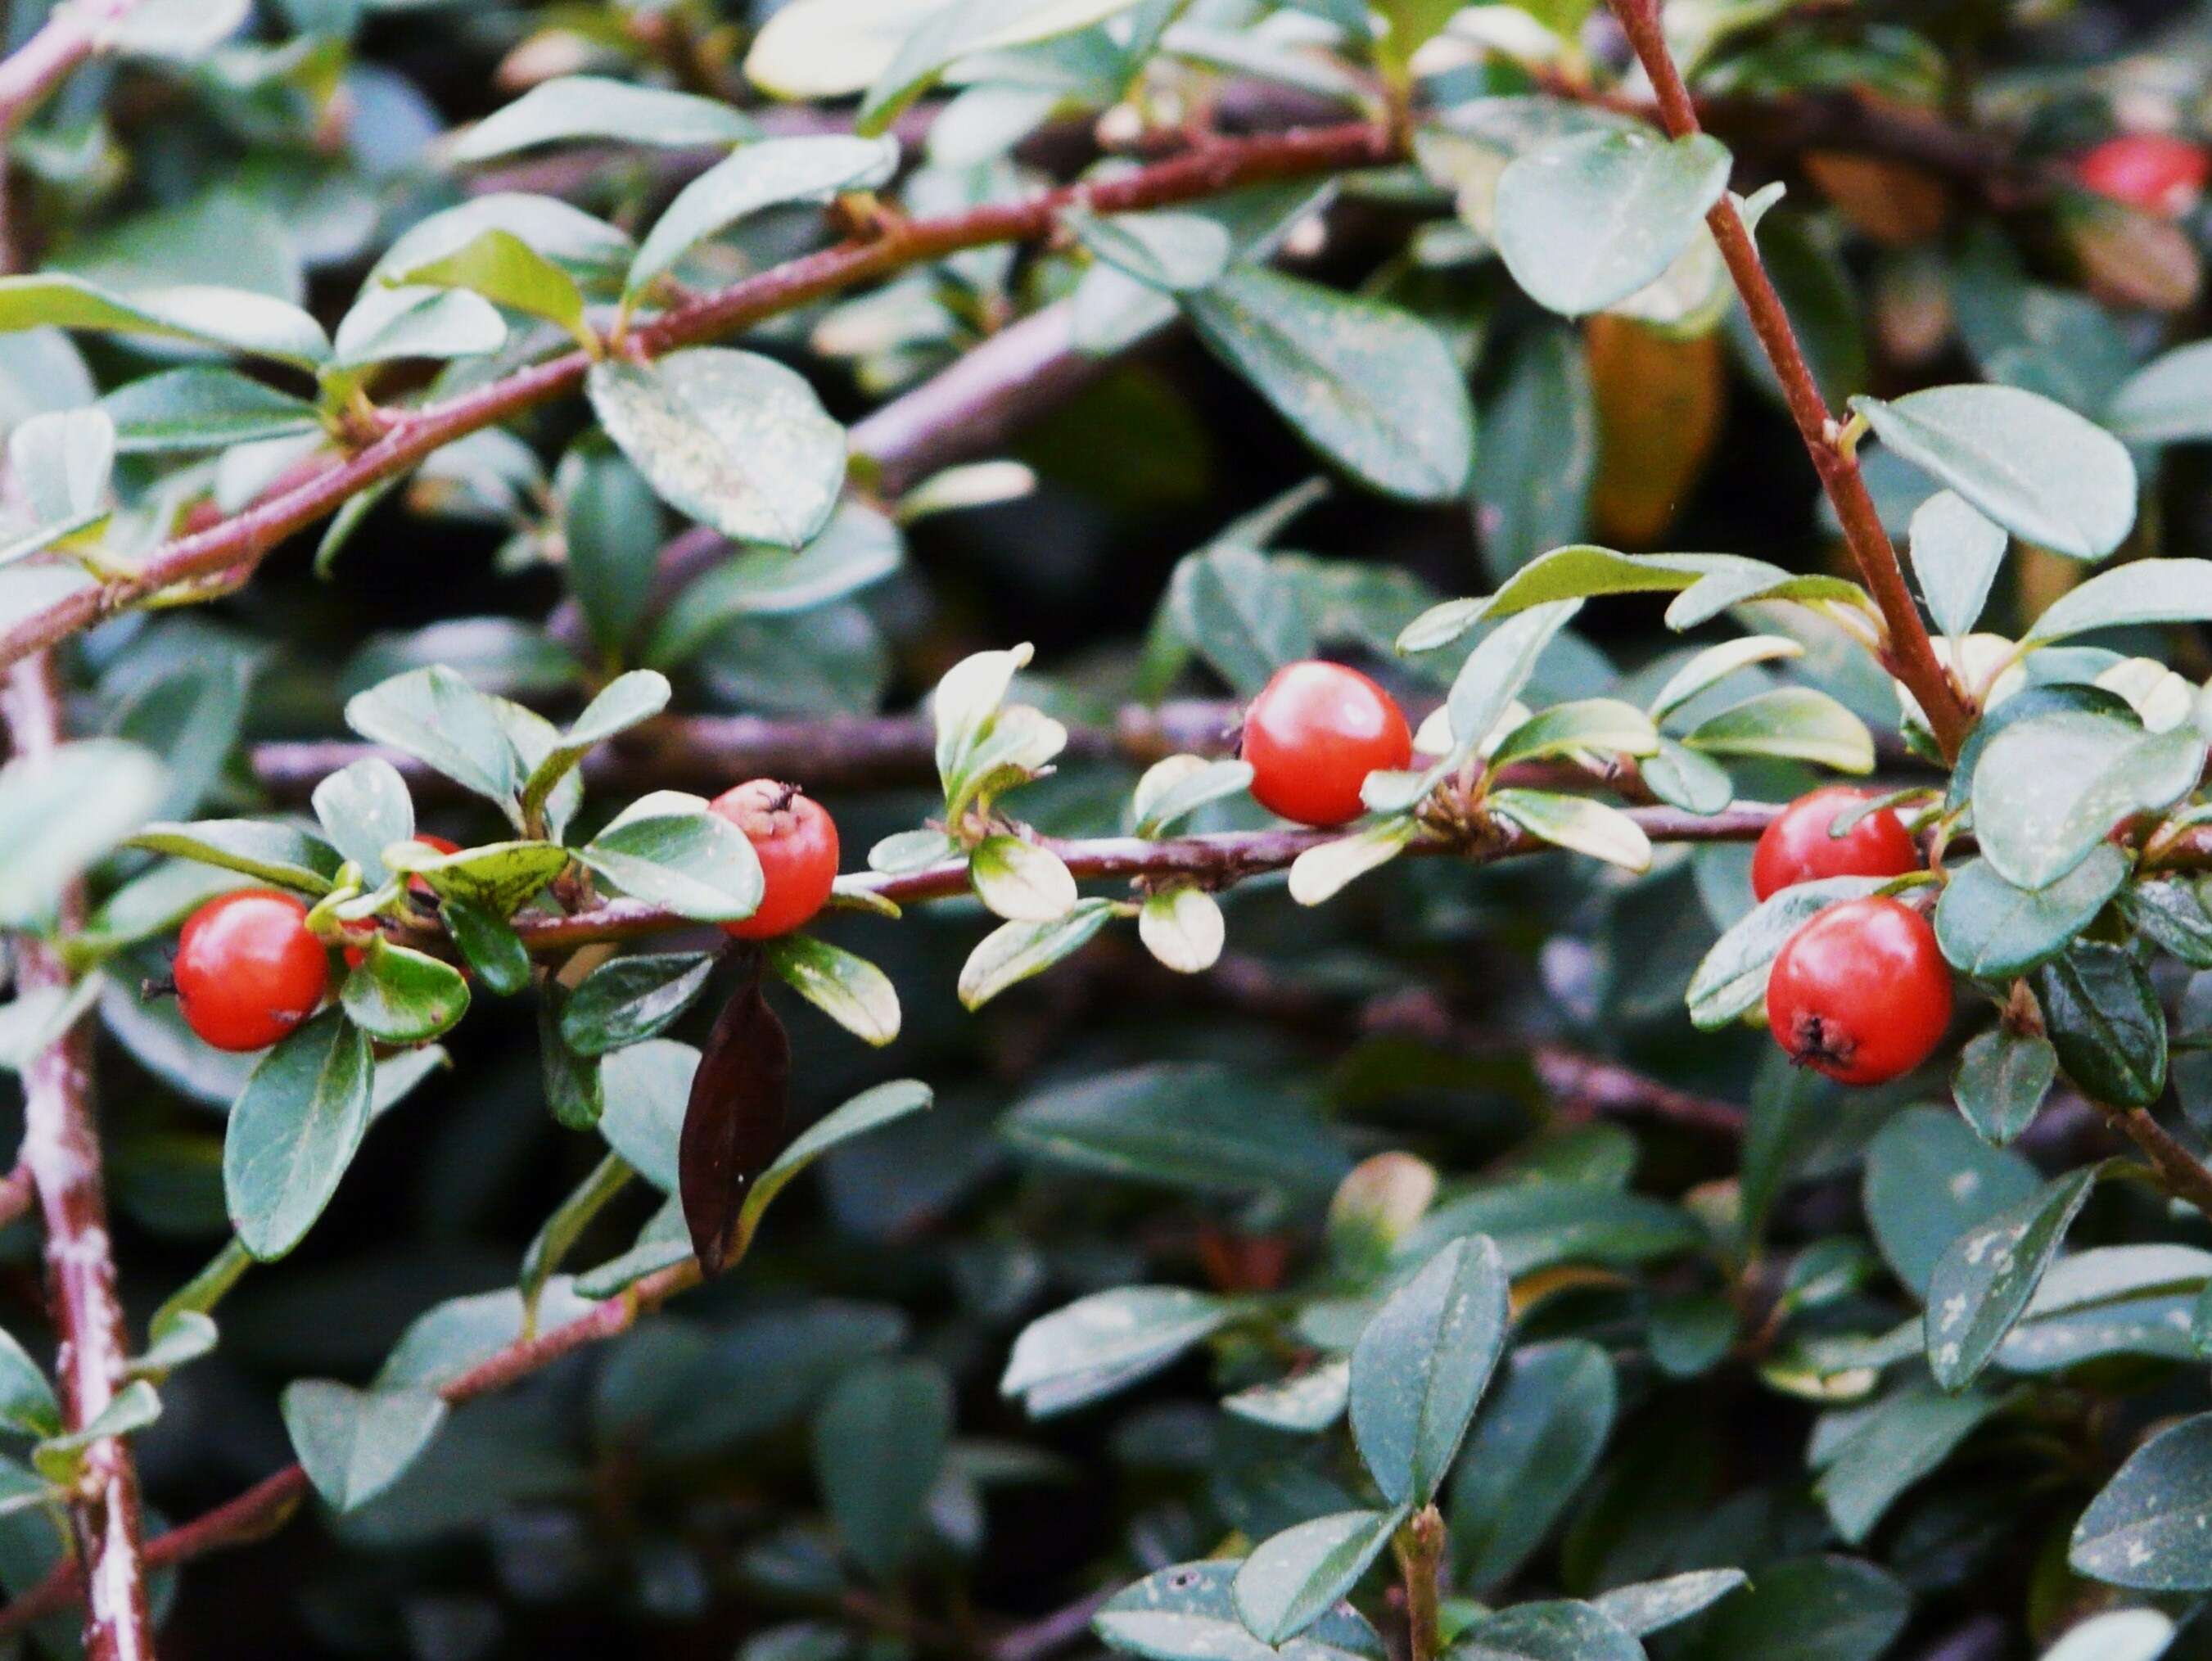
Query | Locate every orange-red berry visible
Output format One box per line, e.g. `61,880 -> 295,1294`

710,780 -> 840,940
1767,896 -> 1952,1086
1750,787 -> 1919,902
175,889 -> 332,1053
1241,661 -> 1413,828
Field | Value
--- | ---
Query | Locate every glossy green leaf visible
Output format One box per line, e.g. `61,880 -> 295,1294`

1862,1105 -> 2042,1298
644,504 -> 901,665
1488,789 -> 1653,873
1934,847 -> 2127,978
341,937 -> 470,1045
814,1360 -> 952,1583
0,740 -> 167,926
2034,944 -> 2168,1108
453,75 -> 755,162
0,273 -> 329,368
283,1381 -> 447,1513
101,368 -> 319,452
2071,1412 -> 2212,1590
1589,1570 -> 1748,1637
2106,339 -> 2212,444
386,839 -> 570,919
765,935 -> 901,1046
856,0 -> 1143,130
1447,1340 -> 1615,1591
2025,558 -> 2212,645
1449,1600 -> 1644,1661
1093,1558 -> 1385,1661
959,898 -> 1117,1010
1850,384 -> 2136,560
561,952 -> 716,1057
0,1329 -> 59,1438
577,796 -> 764,923
587,350 -> 847,549
628,135 -> 899,297
345,666 -> 520,808
970,834 -> 1078,923
1909,490 -> 2007,639
728,1078 -> 931,1266
1683,687 -> 1874,773
224,1010 -> 376,1261
1348,1235 -> 1508,1505
1686,876 -> 1887,1029
562,448 -> 664,662
1003,1286 -> 1233,1417
327,285 -> 506,374
1677,1555 -> 1908,1661
1494,130 -> 1732,317
390,228 -> 588,341
1970,711 -> 2201,892
128,818 -> 340,896
1185,269 -> 1474,503
309,758 -> 414,886
1923,1162 -> 2101,1390
1165,544 -> 1315,697
1953,1027 -> 2059,1148
1233,1508 -> 1405,1646
1811,1377 -> 2003,1544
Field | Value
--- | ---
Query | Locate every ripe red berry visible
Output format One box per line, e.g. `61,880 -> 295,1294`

1750,787 -> 1919,902
1241,661 -> 1414,828
174,889 -> 332,1053
2077,133 -> 2210,216
710,779 -> 840,939
344,836 -> 463,968
1767,896 -> 1952,1086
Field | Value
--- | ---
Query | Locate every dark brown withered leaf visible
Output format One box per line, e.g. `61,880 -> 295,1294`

679,962 -> 792,1274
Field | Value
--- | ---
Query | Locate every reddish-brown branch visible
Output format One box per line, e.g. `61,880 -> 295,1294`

1,655 -> 153,1661
508,804 -> 1778,952
0,120 -> 1401,678
0,1162 -> 34,1231
1603,0 -> 1974,763
0,1258 -> 703,1636
0,0 -> 141,137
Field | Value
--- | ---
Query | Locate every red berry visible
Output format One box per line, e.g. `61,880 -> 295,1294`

1750,787 -> 1919,902
174,889 -> 332,1053
710,780 -> 840,940
2077,133 -> 2210,216
1241,661 -> 1414,828
1766,896 -> 1952,1086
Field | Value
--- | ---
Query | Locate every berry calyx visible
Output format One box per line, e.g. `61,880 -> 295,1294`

1767,896 -> 1952,1086
710,779 -> 840,939
1240,661 -> 1414,828
174,889 -> 332,1053
2077,133 -> 2210,217
1750,787 -> 1919,901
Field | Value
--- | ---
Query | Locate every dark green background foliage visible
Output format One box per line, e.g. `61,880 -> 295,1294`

14,0 -> 2212,1658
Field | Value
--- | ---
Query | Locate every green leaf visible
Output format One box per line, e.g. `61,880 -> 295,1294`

445,896 -> 530,993
645,504 -> 901,666
520,670 -> 671,825
765,935 -> 901,1046
1072,208 -> 1234,294
2034,943 -> 2168,1108
562,448 -> 664,662
2106,339 -> 2212,443
1493,130 -> 1733,317
1970,711 -> 2201,892
628,135 -> 900,298
282,1381 -> 447,1513
224,1010 -> 376,1261
0,273 -> 329,368
1231,1507 -> 1405,1646
326,285 -> 507,375
1998,1243 -> 2212,1374
1185,269 -> 1474,503
1934,847 -> 2127,978
1094,1558 -> 1384,1661
1811,1377 -> 2004,1545
1406,1183 -> 1700,1276
310,757 -> 414,885
389,228 -> 588,343
1223,1359 -> 1352,1434
577,797 -> 764,923
1649,635 -> 1805,720
1002,1286 -> 1233,1417
127,819 -> 340,895
1864,1105 -> 2042,1298
1683,686 -> 1874,773
2041,1611 -> 2176,1661
856,0 -> 1144,131
970,835 -> 1077,923
1164,544 -> 1315,697
1589,1571 -> 1749,1637
1138,886 -> 1226,974
729,1078 -> 931,1265
1487,789 -> 1652,873
959,898 -> 1117,1010
1447,1340 -> 1616,1591
1953,1027 -> 2059,1148
1349,1236 -> 1508,1507
2120,878 -> 2212,968
2025,557 -> 2212,645
452,75 -> 755,162
31,1379 -> 161,1483
814,1360 -> 952,1583
101,368 -> 319,453
1470,327 -> 1596,582
1678,1556 -> 1908,1661
2071,1411 -> 2212,1590
0,1328 -> 59,1438
598,1039 -> 695,1192
1446,600 -> 1582,756
341,937 -> 470,1045
1908,491 -> 2007,639
536,989 -> 603,1131
586,350 -> 847,549
1849,384 -> 2137,560
1488,698 -> 1657,767
1686,876 -> 1888,1029
0,739 -> 167,926
387,839 -> 571,918
345,666 -> 520,808
1449,1600 -> 1644,1661
372,194 -> 632,291
1131,756 -> 1255,837
1004,1062 -> 1348,1202
561,953 -> 716,1057
1288,818 -> 1419,905
1641,738 -> 1735,814
1923,1162 -> 2101,1391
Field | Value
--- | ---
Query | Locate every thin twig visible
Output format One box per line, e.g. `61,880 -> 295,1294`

1602,0 -> 1975,761
0,120 -> 1401,679
1,654 -> 153,1661
2101,1102 -> 2212,1225
0,1162 -> 34,1231
0,1258 -> 703,1636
